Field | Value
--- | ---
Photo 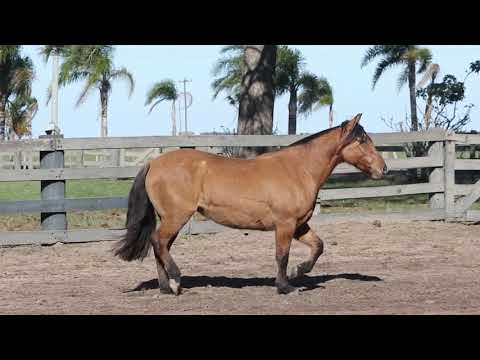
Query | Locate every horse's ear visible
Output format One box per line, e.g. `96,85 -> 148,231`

340,113 -> 362,141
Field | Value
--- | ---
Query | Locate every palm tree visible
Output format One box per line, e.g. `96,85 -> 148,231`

276,46 -> 334,134
53,45 -> 134,137
361,45 -> 432,132
211,45 -> 244,107
8,95 -> 38,139
212,45 -> 333,134
0,46 -> 35,140
145,80 -> 179,136
417,63 -> 440,130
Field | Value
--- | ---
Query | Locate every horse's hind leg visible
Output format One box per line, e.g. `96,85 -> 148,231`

274,222 -> 296,294
151,216 -> 191,295
289,223 -> 324,279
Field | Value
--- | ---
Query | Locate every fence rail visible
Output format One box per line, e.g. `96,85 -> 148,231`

1,128 -> 479,246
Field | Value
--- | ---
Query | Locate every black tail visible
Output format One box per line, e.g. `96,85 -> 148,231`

114,163 -> 156,262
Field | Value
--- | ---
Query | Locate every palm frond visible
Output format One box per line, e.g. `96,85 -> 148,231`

298,74 -> 333,115
0,46 -> 20,63
8,95 -> 38,138
417,63 -> 440,88
145,80 -> 178,108
75,77 -> 97,107
416,47 -> 432,73
109,67 -> 135,97
360,45 -> 402,68
371,54 -> 403,89
396,66 -> 409,92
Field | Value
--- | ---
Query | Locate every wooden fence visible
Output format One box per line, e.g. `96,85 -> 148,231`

1,128 -> 480,246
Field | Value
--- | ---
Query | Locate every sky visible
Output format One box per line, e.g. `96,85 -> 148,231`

22,45 -> 480,138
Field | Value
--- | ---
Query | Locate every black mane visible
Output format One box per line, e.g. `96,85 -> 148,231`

288,120 -> 367,147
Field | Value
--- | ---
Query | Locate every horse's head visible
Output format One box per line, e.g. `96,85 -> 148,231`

338,114 -> 387,180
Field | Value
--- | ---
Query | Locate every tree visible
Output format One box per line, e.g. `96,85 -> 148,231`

361,45 -> 432,132
53,45 -> 134,137
0,46 -> 35,140
145,80 -> 179,136
275,46 -> 333,134
212,45 -> 334,134
417,63 -> 441,129
8,95 -> 38,139
211,45 -> 244,107
417,74 -> 472,132
237,45 -> 277,158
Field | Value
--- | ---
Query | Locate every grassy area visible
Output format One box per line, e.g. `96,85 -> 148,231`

0,179 -> 133,201
0,179 -> 132,230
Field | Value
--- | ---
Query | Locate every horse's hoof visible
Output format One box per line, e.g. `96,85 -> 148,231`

276,284 -> 296,295
169,279 -> 182,296
159,287 -> 173,295
289,267 -> 301,280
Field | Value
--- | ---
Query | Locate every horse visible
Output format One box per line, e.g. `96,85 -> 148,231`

114,113 -> 387,295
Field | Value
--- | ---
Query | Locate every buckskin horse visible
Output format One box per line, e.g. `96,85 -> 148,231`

114,114 -> 387,295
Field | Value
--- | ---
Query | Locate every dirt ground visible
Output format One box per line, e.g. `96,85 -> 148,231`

1,220 -> 480,315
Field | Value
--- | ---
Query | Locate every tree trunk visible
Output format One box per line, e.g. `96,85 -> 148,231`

408,60 -> 418,132
0,96 -> 7,141
329,104 -> 334,128
237,45 -> 277,158
408,60 -> 423,162
424,77 -> 435,130
288,89 -> 297,135
100,90 -> 108,137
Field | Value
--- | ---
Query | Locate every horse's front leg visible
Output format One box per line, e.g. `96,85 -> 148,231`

274,223 -> 296,294
289,223 -> 324,279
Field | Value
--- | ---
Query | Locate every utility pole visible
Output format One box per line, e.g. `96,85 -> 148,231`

50,52 -> 60,135
178,78 -> 192,133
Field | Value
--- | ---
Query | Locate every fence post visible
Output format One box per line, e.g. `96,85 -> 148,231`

444,139 -> 456,221
39,133 -> 67,231
13,151 -> 21,170
429,141 -> 444,209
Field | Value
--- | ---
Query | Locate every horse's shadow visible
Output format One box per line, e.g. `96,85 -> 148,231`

126,273 -> 382,293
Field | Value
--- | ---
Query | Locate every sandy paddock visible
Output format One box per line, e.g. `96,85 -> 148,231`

1,220 -> 479,314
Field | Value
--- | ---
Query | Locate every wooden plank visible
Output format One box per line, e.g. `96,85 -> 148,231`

0,231 -> 65,246
455,179 -> 480,214
319,183 -> 443,201
0,130 -> 447,152
0,138 -> 56,152
0,209 -> 446,247
0,229 -> 124,246
308,209 -> 445,224
444,140 -> 456,221
0,181 -> 443,215
332,156 -> 442,174
0,156 -> 442,182
0,166 -> 141,182
454,184 -> 476,196
455,159 -> 480,170
465,210 -> 480,222
0,197 -> 128,214
428,142 -> 445,209
447,133 -> 480,145
56,130 -> 446,149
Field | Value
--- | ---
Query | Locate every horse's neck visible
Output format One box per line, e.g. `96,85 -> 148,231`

303,129 -> 343,190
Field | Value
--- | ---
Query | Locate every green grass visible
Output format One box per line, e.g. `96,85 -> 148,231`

0,179 -> 133,201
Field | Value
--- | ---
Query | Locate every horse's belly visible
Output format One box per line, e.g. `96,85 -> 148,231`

198,201 -> 275,231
